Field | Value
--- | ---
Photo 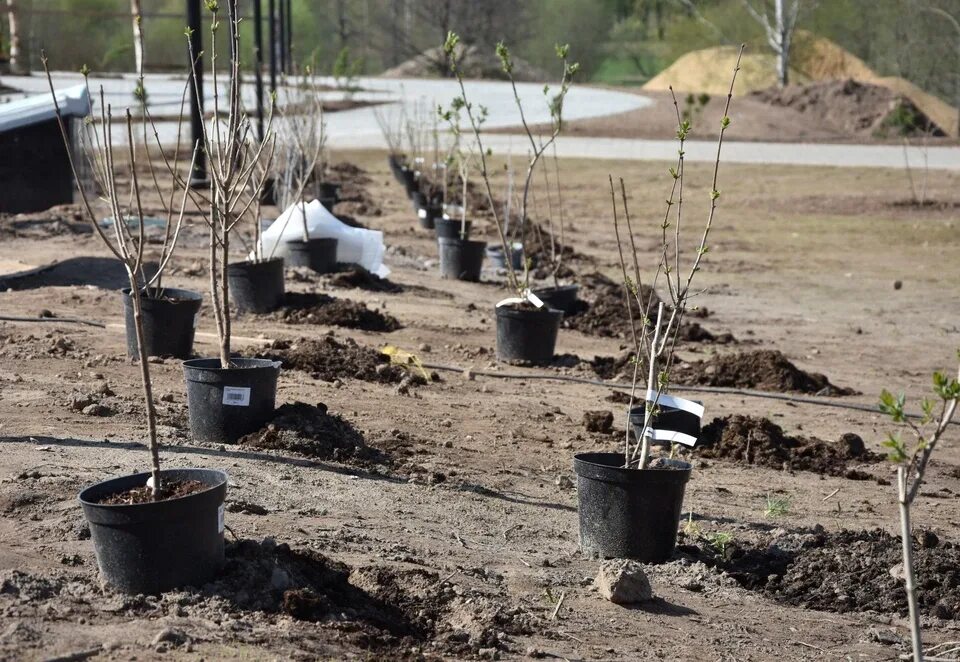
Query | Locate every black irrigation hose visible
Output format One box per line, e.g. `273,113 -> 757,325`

0,315 -> 106,328
421,362 -> 955,425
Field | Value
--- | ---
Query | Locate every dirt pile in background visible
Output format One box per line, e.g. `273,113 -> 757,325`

275,292 -> 401,332
249,337 -> 414,384
694,414 -> 881,479
751,79 -> 945,137
645,33 -> 957,137
675,349 -> 855,395
325,266 -> 403,293
383,44 -> 550,81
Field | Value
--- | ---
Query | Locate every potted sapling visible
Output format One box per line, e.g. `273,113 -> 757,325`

417,112 -> 446,230
375,104 -> 407,183
531,144 -> 580,314
444,32 -> 576,364
574,49 -> 744,562
485,150 -> 524,271
405,100 -> 430,211
117,37 -> 203,360
180,0 -> 282,443
271,67 -> 338,273
436,155 -> 486,281
42,52 -> 227,594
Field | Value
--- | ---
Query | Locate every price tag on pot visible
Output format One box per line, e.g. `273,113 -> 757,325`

222,386 -> 251,407
418,208 -> 427,219
217,503 -> 225,534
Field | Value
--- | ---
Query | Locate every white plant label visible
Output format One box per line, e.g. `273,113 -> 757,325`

193,312 -> 200,329
222,386 -> 251,407
645,390 -> 704,419
648,428 -> 698,447
417,208 -> 427,219
217,503 -> 225,534
496,289 -> 545,309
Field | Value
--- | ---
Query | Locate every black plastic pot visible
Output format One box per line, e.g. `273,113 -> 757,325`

532,284 -> 580,315
438,237 -> 485,282
574,452 -> 691,562
411,191 -> 427,212
628,402 -> 702,442
434,217 -> 472,240
400,168 -> 418,195
285,238 -> 338,274
495,304 -> 563,364
227,258 -> 284,314
387,155 -> 404,182
418,204 -> 441,230
182,357 -> 281,443
122,287 -> 202,359
79,468 -> 227,594
318,181 -> 341,203
486,244 -> 524,270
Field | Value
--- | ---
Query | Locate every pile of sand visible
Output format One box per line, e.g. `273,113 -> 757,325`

644,32 -> 957,137
383,44 -> 551,82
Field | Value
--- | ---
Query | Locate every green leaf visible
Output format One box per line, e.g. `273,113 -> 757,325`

721,115 -> 731,128
443,31 -> 460,56
879,389 -> 906,422
710,189 -> 720,200
883,434 -> 908,463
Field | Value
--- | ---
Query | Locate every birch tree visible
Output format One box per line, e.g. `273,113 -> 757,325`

741,0 -> 806,87
6,0 -> 20,74
130,0 -> 144,75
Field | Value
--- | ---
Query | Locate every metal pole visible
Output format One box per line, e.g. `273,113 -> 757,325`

186,0 -> 207,186
278,0 -> 286,74
285,0 -> 293,71
253,0 -> 264,140
268,0 -> 277,93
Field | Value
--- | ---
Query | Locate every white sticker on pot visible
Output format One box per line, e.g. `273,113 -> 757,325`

418,208 -> 428,219
217,503 -> 225,533
645,390 -> 704,419
193,311 -> 200,329
222,386 -> 251,406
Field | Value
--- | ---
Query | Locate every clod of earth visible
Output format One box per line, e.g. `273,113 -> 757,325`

692,415 -> 881,479
583,410 -> 614,434
675,349 -> 856,395
325,265 -> 403,293
595,559 -> 654,604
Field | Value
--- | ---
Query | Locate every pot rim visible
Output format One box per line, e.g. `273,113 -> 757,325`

182,357 -> 281,372
227,257 -> 284,269
495,304 -> 564,318
78,467 -> 227,508
121,286 -> 203,302
573,451 -> 692,479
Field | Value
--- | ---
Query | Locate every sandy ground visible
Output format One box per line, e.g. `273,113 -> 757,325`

0,150 -> 959,661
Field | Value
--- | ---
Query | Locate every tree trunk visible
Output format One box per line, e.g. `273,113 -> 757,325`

775,0 -> 789,87
127,271 -> 162,496
130,0 -> 144,74
898,467 -> 924,662
7,0 -> 20,74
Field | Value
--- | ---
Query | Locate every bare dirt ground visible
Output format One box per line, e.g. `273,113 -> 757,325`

1,150 -> 959,661
506,87 -> 960,145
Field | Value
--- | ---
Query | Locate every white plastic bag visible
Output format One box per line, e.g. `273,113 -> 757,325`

256,200 -> 389,277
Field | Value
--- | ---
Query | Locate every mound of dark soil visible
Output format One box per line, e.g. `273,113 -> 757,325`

693,415 -> 881,479
239,402 -> 383,465
675,349 -> 855,395
275,292 -> 400,332
250,337 -> 413,384
327,161 -> 381,217
686,528 -> 960,619
563,273 -> 730,344
751,79 -> 946,138
325,266 -> 403,293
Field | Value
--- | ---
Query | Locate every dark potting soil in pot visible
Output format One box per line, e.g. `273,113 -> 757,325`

325,265 -> 403,293
682,528 -> 960,619
96,479 -> 209,505
249,337 -> 418,384
239,401 -> 387,467
674,349 -> 857,395
692,414 -> 882,480
272,292 -> 401,332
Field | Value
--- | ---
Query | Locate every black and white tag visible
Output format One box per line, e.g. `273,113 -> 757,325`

644,389 -> 704,447
217,503 -> 225,534
222,386 -> 251,407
